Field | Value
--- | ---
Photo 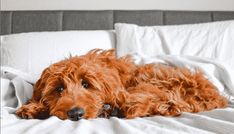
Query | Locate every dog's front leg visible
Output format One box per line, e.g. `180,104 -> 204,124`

16,101 -> 49,119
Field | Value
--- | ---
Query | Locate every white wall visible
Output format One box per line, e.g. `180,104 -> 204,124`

1,0 -> 234,11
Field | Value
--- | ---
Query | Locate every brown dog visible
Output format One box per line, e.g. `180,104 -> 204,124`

16,49 -> 227,121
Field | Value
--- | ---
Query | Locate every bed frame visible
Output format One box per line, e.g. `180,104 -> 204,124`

1,10 -> 234,35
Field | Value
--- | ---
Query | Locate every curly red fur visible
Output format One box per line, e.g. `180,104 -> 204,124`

16,49 -> 228,120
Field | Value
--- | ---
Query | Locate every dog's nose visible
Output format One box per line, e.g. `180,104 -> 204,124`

67,107 -> 85,121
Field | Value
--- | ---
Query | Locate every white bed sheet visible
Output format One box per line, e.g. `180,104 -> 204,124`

1,108 -> 234,134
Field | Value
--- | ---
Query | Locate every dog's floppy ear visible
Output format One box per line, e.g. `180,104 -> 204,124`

16,69 -> 50,119
31,68 -> 52,101
32,78 -> 45,101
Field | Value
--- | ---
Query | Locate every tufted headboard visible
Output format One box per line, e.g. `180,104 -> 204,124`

1,10 -> 234,35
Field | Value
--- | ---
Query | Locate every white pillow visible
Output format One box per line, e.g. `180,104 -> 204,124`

115,21 -> 234,68
1,31 -> 115,79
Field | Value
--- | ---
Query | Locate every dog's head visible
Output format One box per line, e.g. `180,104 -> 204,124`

32,49 -> 135,121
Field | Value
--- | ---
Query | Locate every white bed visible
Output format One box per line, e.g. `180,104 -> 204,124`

1,20 -> 234,134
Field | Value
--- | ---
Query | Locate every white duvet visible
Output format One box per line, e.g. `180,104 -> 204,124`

1,55 -> 234,134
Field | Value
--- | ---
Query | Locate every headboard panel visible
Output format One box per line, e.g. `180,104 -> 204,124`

1,10 -> 234,35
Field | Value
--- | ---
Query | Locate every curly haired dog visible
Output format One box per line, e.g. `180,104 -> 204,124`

16,49 -> 228,121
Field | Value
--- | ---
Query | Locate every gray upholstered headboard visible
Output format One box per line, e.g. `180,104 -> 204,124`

1,10 -> 234,35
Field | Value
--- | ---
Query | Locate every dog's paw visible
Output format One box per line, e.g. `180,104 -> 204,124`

16,103 -> 49,119
15,104 -> 40,119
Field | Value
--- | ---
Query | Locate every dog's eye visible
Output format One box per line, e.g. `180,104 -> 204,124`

56,85 -> 64,93
81,80 -> 89,89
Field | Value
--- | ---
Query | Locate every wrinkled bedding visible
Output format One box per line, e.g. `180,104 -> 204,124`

1,54 -> 234,134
